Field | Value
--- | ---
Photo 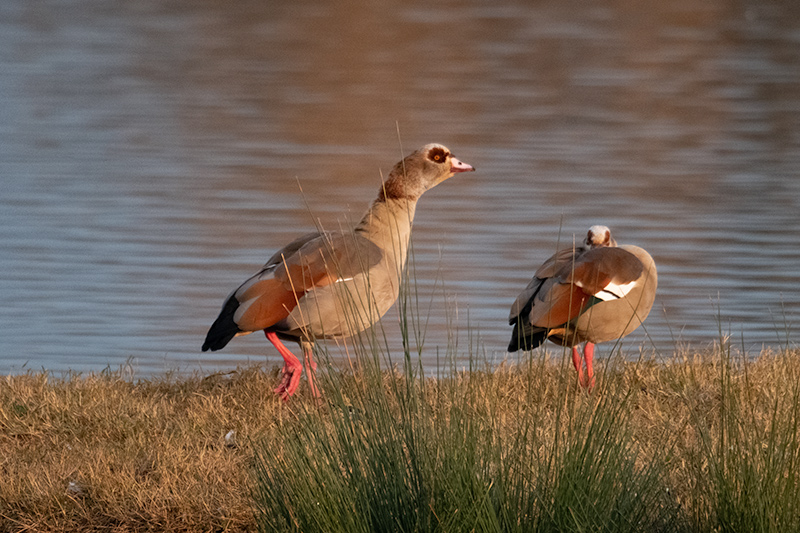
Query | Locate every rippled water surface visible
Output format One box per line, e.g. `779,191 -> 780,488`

2,0 -> 799,376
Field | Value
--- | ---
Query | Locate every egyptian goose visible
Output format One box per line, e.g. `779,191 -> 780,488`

508,225 -> 657,389
202,144 -> 475,400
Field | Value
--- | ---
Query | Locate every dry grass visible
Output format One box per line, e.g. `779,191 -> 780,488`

0,366 -> 286,532
1,347 -> 799,532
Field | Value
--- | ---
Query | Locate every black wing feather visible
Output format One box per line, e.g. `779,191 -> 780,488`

202,292 -> 242,352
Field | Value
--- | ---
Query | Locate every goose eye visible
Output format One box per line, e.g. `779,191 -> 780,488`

428,147 -> 448,163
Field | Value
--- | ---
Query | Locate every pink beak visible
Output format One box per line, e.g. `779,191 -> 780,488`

450,157 -> 475,173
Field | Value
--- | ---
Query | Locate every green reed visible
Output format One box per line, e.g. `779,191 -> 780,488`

251,252 -> 682,532
685,337 -> 800,532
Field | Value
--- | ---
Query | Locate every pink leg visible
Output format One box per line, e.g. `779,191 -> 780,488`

581,342 -> 596,390
265,331 -> 303,401
571,346 -> 585,386
301,342 -> 321,399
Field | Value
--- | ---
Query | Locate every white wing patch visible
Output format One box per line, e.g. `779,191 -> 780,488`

595,280 -> 637,301
235,276 -> 261,299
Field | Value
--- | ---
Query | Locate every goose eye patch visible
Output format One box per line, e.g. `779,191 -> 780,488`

428,147 -> 449,163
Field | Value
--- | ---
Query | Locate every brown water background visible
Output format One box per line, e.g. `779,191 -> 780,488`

2,0 -> 799,376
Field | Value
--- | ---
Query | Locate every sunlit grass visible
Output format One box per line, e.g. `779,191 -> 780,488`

2,333 -> 799,532
2,346 -> 799,531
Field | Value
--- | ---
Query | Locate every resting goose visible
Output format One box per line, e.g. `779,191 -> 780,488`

508,225 -> 657,389
203,144 -> 475,400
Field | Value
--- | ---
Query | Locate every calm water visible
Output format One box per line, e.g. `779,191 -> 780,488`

2,0 -> 799,376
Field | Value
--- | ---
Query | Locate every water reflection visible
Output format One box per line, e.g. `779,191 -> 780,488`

1,0 -> 798,376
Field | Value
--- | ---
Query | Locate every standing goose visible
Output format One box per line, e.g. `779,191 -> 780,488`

202,144 -> 475,400
508,225 -> 657,389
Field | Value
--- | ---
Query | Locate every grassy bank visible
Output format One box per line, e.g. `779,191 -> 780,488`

2,344 -> 799,532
